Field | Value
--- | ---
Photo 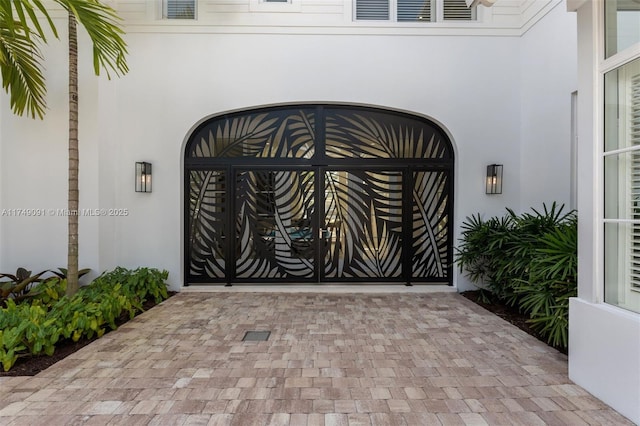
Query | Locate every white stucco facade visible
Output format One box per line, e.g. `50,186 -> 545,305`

0,0 -> 577,290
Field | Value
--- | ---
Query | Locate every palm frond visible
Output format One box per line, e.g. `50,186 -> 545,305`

0,0 -> 58,42
54,0 -> 128,77
0,21 -> 46,118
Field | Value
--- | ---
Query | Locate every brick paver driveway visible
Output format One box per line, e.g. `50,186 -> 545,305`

0,292 -> 633,425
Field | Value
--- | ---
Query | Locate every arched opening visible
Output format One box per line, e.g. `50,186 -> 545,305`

184,104 -> 454,285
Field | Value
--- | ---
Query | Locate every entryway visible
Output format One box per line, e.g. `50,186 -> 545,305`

184,104 -> 454,285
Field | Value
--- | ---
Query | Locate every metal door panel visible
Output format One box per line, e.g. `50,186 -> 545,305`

234,169 -> 316,281
322,169 -> 404,280
186,169 -> 228,282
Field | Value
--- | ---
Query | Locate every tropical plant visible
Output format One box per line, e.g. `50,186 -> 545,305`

0,0 -> 50,118
28,276 -> 67,305
49,267 -> 91,280
0,267 -> 169,371
0,0 -> 128,296
0,267 -> 90,307
455,203 -> 577,349
516,217 -> 577,347
455,213 -> 515,301
89,266 -> 169,306
0,268 -> 47,306
0,299 -> 59,370
1,0 -> 127,115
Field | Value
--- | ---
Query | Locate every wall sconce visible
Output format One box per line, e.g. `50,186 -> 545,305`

135,162 -> 152,193
486,164 -> 503,194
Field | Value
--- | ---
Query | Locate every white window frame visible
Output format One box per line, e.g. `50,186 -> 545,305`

600,1 -> 640,312
606,63 -> 640,310
353,0 -> 477,23
571,91 -> 578,211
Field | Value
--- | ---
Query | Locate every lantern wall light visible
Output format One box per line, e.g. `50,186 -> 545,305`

135,162 -> 152,193
486,164 -> 503,195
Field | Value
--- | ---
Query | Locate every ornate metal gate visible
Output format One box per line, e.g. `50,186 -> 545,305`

185,105 -> 454,285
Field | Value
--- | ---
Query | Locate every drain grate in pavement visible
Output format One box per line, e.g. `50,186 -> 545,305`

242,331 -> 271,341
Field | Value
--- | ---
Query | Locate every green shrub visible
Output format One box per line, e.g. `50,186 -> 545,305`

455,213 -> 516,302
0,268 -> 48,307
515,218 -> 577,348
0,299 -> 60,371
0,267 -> 90,307
49,284 -> 135,342
91,267 -> 169,307
0,267 -> 169,371
28,278 -> 67,306
456,203 -> 577,349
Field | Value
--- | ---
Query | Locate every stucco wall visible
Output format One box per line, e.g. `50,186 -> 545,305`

0,33 -> 79,277
519,3 -> 577,212
110,31 -> 523,290
0,5 -> 576,292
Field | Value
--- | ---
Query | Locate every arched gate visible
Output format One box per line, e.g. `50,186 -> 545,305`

184,105 -> 454,285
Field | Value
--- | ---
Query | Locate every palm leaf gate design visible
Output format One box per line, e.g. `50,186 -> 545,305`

185,105 -> 453,285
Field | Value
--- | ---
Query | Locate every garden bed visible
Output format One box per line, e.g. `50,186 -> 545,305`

0,267 -> 171,376
0,293 -> 174,377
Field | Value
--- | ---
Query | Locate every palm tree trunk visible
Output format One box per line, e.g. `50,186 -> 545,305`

67,11 -> 79,296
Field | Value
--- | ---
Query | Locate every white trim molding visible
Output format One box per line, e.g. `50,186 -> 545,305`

566,0 -> 587,13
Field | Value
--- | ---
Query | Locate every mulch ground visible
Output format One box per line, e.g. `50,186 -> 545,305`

1,290 -> 565,377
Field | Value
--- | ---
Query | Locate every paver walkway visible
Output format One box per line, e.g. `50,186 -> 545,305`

0,292 -> 633,425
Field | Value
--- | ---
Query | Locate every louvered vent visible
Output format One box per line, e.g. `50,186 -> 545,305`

166,0 -> 195,19
631,73 -> 640,292
356,0 -> 390,20
443,0 -> 473,20
398,0 -> 432,22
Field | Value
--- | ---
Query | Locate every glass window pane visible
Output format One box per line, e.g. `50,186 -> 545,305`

398,0 -> 432,22
604,152 -> 640,220
605,0 -> 640,58
604,223 -> 640,313
356,0 -> 389,20
165,0 -> 196,19
604,57 -> 640,152
443,0 -> 474,21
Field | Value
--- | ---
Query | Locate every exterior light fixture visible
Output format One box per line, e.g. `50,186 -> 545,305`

486,164 -> 503,195
135,162 -> 152,193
